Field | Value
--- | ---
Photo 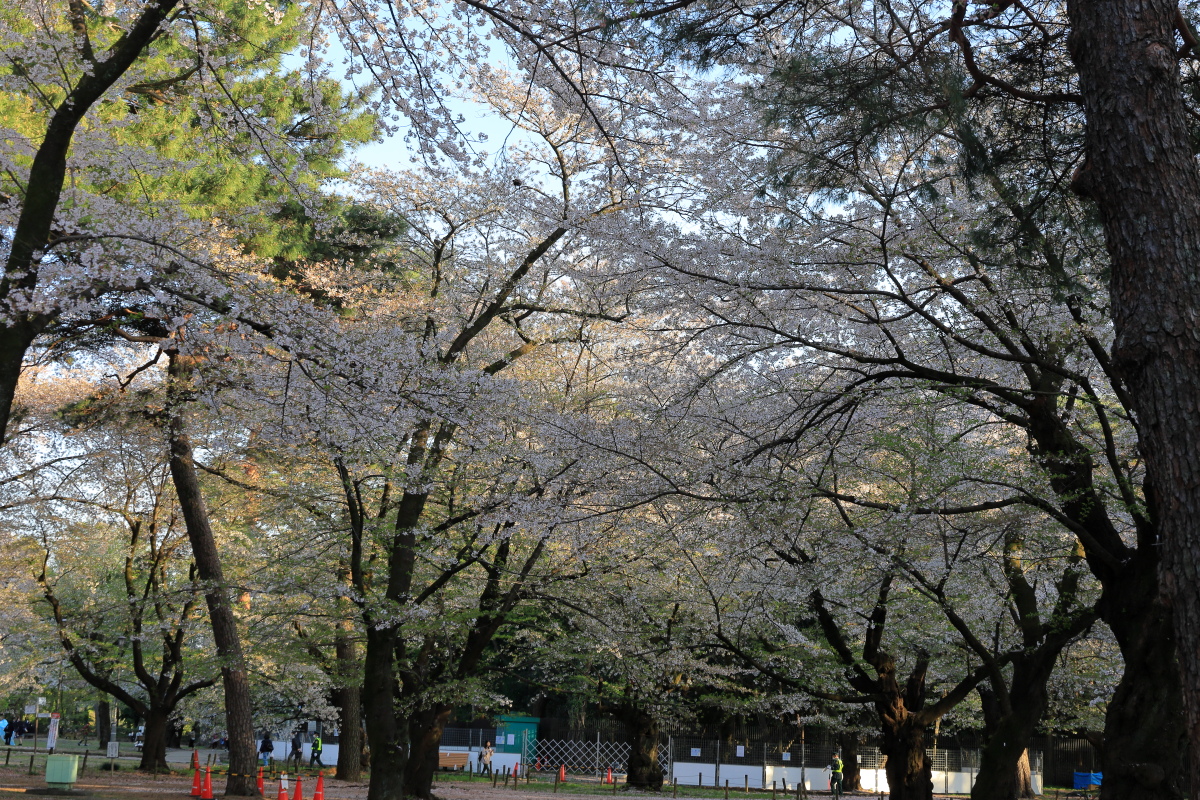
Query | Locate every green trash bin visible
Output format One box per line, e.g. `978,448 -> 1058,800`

45,754 -> 80,790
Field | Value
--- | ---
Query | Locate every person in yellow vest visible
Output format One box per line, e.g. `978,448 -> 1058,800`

309,734 -> 324,768
829,752 -> 844,799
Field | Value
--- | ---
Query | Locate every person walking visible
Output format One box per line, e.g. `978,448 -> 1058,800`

829,752 -> 844,799
13,720 -> 27,746
259,732 -> 274,767
0,718 -> 8,746
480,741 -> 494,777
309,733 -> 323,768
289,731 -> 304,770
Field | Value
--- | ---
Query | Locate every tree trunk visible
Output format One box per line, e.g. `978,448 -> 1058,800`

0,324 -> 39,446
972,665 -> 1051,800
1095,564 -> 1186,800
362,624 -> 406,800
880,717 -> 932,800
168,358 -> 258,796
838,731 -> 862,791
622,707 -> 663,791
403,704 -> 452,799
139,707 -> 171,773
1014,751 -> 1034,798
98,700 -> 111,748
1065,0 -> 1200,789
333,570 -> 362,782
333,681 -> 362,781
973,741 -> 1036,800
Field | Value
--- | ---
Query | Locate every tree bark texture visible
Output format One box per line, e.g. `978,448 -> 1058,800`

878,701 -> 933,800
1096,555 -> 1187,799
838,731 -> 862,791
622,706 -> 664,790
1065,0 -> 1200,792
140,707 -> 171,773
332,680 -> 363,780
98,700 -> 111,748
362,624 -> 406,800
974,684 -> 1043,800
403,705 -> 453,799
168,357 -> 258,795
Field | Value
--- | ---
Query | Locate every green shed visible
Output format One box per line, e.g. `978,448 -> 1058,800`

494,714 -> 538,753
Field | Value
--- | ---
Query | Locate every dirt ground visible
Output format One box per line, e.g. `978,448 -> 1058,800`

0,767 -> 909,800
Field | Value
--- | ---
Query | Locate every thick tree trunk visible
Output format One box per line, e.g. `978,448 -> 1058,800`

972,667 -> 1051,800
1095,564 -> 1186,800
332,681 -> 362,781
838,731 -> 861,791
880,717 -> 932,800
362,624 -> 406,800
1014,751 -> 1034,798
622,707 -> 663,791
139,707 -> 171,773
167,361 -> 258,796
403,705 -> 451,799
1066,0 -> 1200,790
973,741 -> 1036,800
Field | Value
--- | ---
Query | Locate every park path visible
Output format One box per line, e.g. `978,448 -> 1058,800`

0,767 -> 921,800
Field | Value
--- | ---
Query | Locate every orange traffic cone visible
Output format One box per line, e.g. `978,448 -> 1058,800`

312,772 -> 325,800
193,750 -> 201,770
606,768 -> 613,784
191,768 -> 203,797
202,767 -> 214,800
258,767 -> 266,795
293,776 -> 303,800
559,765 -> 566,783
278,775 -> 289,800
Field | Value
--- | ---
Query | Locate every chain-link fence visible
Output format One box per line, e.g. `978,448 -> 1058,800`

522,737 -> 670,779
438,727 -> 1041,790
439,728 -> 495,749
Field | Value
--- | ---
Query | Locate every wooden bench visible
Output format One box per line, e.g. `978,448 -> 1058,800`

438,752 -> 469,771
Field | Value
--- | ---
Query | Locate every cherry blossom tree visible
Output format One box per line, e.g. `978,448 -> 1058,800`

419,1 -> 1200,792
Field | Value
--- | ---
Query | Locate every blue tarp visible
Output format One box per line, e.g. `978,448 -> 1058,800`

1073,772 -> 1103,789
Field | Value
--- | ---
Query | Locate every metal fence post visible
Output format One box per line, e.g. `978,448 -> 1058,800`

668,736 -> 674,784
799,729 -> 806,797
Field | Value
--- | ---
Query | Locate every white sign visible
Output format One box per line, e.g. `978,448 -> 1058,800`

46,717 -> 60,750
782,753 -> 791,762
506,734 -> 515,746
107,742 -> 120,758
690,748 -> 701,757
736,745 -> 745,758
24,705 -> 35,714
37,712 -> 51,718
37,697 -> 46,705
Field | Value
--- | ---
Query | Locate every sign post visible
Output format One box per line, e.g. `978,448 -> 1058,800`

46,714 -> 60,753
32,698 -> 46,757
